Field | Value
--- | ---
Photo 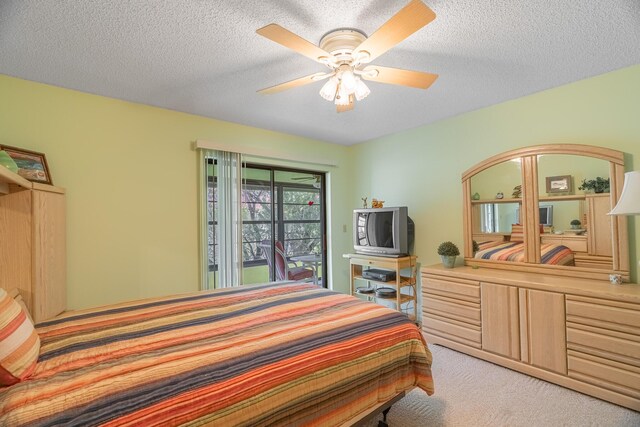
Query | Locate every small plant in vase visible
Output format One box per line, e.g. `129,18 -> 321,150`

570,219 -> 582,230
472,240 -> 480,256
578,177 -> 610,194
437,241 -> 460,268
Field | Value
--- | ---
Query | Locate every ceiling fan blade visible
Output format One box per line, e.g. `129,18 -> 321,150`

361,65 -> 438,89
258,73 -> 329,95
257,24 -> 334,65
336,95 -> 355,113
354,0 -> 436,63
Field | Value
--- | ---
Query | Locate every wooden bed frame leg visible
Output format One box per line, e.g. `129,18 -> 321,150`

378,407 -> 391,427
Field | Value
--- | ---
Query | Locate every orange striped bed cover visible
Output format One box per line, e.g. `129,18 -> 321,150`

0,282 -> 433,426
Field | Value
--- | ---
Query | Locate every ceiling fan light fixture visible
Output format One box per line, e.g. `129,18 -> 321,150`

319,76 -> 339,101
335,83 -> 351,106
354,77 -> 370,101
340,68 -> 357,93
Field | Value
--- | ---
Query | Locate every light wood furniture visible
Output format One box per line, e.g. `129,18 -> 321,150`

422,264 -> 640,411
0,167 -> 66,322
462,144 -> 629,281
540,234 -> 587,252
345,253 -> 418,322
585,193 -> 613,257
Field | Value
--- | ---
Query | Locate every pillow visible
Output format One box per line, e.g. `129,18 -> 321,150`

0,288 -> 40,386
8,288 -> 33,323
510,224 -> 524,242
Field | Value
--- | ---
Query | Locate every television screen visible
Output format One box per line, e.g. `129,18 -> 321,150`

365,211 -> 394,248
353,207 -> 413,256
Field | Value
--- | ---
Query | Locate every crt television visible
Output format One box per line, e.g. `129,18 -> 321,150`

516,204 -> 553,227
353,207 -> 415,257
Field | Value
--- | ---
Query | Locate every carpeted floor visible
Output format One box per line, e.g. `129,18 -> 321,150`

370,344 -> 640,427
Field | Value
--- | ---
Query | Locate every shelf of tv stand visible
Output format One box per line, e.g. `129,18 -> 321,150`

353,275 -> 416,288
345,253 -> 418,323
355,288 -> 415,304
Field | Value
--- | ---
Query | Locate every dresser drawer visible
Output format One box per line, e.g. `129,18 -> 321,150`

423,312 -> 482,348
567,295 -> 640,335
567,327 -> 640,364
568,350 -> 640,399
422,274 -> 480,302
541,235 -> 587,252
423,292 -> 481,326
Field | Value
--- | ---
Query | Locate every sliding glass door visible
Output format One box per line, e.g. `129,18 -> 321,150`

207,160 -> 326,288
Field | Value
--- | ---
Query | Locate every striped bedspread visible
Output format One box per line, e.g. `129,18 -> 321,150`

0,283 -> 433,426
475,241 -> 575,265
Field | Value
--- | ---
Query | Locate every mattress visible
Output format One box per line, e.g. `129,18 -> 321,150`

0,282 -> 433,426
475,241 -> 574,265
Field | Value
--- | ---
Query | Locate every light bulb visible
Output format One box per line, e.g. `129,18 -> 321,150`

354,77 -> 370,101
340,69 -> 357,93
319,76 -> 338,101
335,83 -> 351,106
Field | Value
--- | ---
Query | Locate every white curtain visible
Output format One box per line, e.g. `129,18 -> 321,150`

215,150 -> 244,288
199,149 -> 244,289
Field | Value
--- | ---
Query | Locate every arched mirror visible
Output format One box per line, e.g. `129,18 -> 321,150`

462,144 -> 629,282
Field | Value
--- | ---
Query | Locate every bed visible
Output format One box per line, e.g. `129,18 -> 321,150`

475,241 -> 575,266
0,282 -> 433,426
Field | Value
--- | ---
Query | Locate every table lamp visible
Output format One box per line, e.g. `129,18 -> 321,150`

609,171 -> 640,215
609,170 -> 640,277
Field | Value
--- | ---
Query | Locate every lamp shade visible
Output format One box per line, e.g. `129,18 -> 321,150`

609,171 -> 640,215
319,77 -> 339,102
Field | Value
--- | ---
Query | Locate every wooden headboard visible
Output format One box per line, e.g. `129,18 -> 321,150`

0,176 -> 67,322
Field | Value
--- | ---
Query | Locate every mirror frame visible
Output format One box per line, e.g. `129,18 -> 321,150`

462,144 -> 629,282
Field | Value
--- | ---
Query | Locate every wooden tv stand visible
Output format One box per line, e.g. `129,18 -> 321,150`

344,253 -> 418,322
421,264 -> 640,411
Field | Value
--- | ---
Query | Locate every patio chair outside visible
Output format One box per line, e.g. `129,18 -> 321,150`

259,240 -> 315,282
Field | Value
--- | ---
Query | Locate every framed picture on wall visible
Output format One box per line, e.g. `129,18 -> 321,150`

0,145 -> 53,185
545,175 -> 571,194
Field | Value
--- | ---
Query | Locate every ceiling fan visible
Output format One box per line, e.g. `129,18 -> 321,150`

292,175 -> 321,188
256,0 -> 438,113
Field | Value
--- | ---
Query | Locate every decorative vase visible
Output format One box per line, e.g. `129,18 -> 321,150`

0,151 -> 18,174
571,224 -> 580,229
441,255 -> 456,268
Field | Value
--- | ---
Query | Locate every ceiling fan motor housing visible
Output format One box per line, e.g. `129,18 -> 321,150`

319,28 -> 368,64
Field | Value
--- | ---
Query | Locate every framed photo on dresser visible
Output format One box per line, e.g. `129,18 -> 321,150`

0,145 -> 52,185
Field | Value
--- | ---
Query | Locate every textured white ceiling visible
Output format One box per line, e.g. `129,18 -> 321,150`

1,1 -> 639,145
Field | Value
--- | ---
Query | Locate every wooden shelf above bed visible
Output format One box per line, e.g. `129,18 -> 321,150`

0,165 -> 32,194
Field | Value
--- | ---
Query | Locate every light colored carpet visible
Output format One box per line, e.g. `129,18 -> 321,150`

371,344 -> 639,427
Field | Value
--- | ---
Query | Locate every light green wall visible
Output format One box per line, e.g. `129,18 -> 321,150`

351,64 -> 640,282
2,64 -> 639,311
0,74 -> 353,310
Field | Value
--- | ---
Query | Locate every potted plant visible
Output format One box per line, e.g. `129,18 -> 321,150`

578,177 -> 610,193
472,240 -> 480,257
437,241 -> 460,268
570,219 -> 582,229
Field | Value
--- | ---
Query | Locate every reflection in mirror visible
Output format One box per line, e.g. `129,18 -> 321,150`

537,154 -> 610,197
471,158 -> 522,202
537,154 -> 612,269
470,159 -> 522,262
537,200 -> 582,233
463,144 -> 628,281
478,203 -> 519,233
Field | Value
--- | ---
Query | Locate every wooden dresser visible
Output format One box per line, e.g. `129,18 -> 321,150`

0,167 -> 66,322
422,264 -> 640,411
